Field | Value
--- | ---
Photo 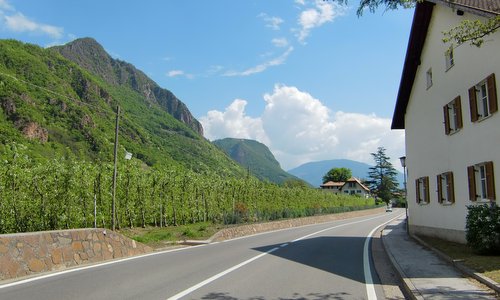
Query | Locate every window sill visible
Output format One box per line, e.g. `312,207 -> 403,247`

440,201 -> 454,206
476,113 -> 494,123
417,201 -> 429,206
448,128 -> 461,135
472,199 -> 494,204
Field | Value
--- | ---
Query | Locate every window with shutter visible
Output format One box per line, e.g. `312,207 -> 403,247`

469,74 -> 497,122
437,172 -> 454,204
444,96 -> 462,135
468,162 -> 496,201
416,176 -> 430,204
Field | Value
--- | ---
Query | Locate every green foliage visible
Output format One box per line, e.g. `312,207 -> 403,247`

322,167 -> 352,183
0,145 -> 376,234
466,204 -> 500,255
0,39 -> 245,177
213,138 -> 302,184
443,16 -> 500,48
367,147 -> 398,204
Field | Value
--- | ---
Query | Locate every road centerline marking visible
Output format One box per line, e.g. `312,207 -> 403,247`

166,212 -> 401,300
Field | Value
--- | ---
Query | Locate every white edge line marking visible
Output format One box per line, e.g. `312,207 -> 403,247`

0,211 -> 388,290
166,212 -> 403,300
0,243 -> 208,290
364,213 -> 405,300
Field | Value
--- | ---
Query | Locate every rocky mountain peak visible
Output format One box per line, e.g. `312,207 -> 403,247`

51,38 -> 203,136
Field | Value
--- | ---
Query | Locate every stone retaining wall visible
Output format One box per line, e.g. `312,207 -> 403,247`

0,228 -> 152,281
211,207 -> 385,242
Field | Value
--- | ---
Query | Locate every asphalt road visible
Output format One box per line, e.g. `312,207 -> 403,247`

0,210 -> 404,300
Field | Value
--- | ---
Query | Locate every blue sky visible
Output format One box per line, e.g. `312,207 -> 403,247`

0,0 -> 412,170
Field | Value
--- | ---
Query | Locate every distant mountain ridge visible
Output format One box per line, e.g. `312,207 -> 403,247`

288,159 -> 373,187
51,38 -> 203,135
213,138 -> 302,184
288,159 -> 404,187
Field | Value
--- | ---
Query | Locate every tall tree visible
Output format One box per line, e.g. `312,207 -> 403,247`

323,167 -> 352,183
329,0 -> 500,48
368,147 -> 398,204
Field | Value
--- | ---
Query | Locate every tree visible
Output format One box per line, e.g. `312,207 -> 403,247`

323,167 -> 352,183
328,0 -> 500,47
367,147 -> 398,204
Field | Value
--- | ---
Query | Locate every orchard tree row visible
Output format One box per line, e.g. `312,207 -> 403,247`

0,144 -> 376,234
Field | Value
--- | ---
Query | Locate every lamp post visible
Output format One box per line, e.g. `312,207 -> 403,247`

399,156 -> 408,232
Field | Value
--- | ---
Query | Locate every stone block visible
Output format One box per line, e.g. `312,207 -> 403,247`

72,241 -> 83,252
58,237 -> 72,245
73,253 -> 81,265
0,256 -> 20,278
93,242 -> 102,254
51,248 -> 63,265
28,258 -> 45,273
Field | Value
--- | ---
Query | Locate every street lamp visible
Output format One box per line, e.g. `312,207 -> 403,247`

399,156 -> 408,232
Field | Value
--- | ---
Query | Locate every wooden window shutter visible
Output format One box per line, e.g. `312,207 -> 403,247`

469,86 -> 479,122
485,161 -> 496,200
443,105 -> 450,135
467,166 -> 477,201
487,74 -> 498,114
425,176 -> 430,203
415,179 -> 420,203
454,96 -> 463,129
447,172 -> 455,203
436,174 -> 443,203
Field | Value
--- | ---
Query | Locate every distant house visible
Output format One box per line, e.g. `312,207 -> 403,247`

391,0 -> 499,243
320,181 -> 344,193
320,177 -> 370,198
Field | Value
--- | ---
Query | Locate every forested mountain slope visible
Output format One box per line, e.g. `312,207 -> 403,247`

0,39 -> 245,176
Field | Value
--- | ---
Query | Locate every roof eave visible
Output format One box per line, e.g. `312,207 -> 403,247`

391,1 -> 435,130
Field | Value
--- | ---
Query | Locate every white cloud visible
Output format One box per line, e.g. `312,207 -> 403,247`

223,46 -> 294,77
297,0 -> 346,43
0,0 -> 13,11
167,70 -> 194,79
200,84 -> 405,170
4,12 -> 63,39
259,13 -> 284,31
199,99 -> 269,145
272,37 -> 289,48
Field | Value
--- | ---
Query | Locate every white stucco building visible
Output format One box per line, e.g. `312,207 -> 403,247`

320,177 -> 370,198
392,0 -> 499,243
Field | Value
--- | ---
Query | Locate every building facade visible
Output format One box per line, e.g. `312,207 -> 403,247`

392,0 -> 500,243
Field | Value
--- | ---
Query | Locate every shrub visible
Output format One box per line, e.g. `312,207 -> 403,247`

465,204 -> 500,255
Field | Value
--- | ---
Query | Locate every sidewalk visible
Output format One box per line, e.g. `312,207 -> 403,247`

381,216 -> 498,300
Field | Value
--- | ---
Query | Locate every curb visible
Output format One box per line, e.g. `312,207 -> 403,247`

410,234 -> 500,294
380,226 -> 424,300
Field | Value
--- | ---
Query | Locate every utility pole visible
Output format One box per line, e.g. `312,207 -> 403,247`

112,105 -> 120,231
